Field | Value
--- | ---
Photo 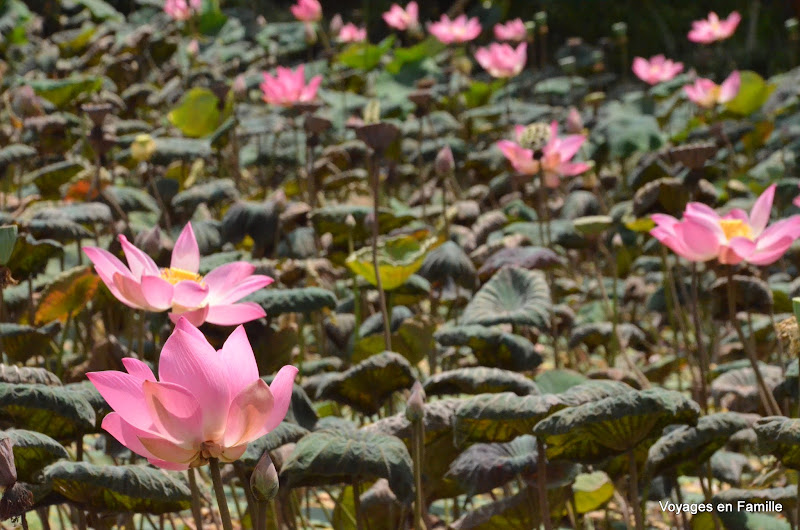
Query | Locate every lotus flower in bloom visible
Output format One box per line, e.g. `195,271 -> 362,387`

688,11 -> 741,44
291,0 -> 321,22
632,55 -> 684,85
87,319 -> 298,470
684,71 -> 740,108
338,23 -> 367,43
164,0 -> 200,21
260,65 -> 323,107
383,2 -> 418,31
474,42 -> 527,78
494,19 -> 526,41
497,121 -> 590,187
651,185 -> 800,265
83,223 -> 272,326
428,14 -> 481,44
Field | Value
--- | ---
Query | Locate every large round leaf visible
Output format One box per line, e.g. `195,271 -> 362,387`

346,233 -> 437,291
533,388 -> 701,464
6,235 -> 63,280
446,435 -> 539,495
246,287 -> 337,316
239,422 -> 309,469
317,352 -> 415,415
418,241 -> 476,287
167,88 -> 221,138
423,367 -> 538,398
0,323 -> 60,363
43,462 -> 192,514
434,325 -> 542,371
280,429 -> 414,504
461,267 -> 551,329
0,383 -> 96,442
0,365 -> 60,386
753,416 -> 800,470
35,266 -> 100,324
3,429 -> 69,482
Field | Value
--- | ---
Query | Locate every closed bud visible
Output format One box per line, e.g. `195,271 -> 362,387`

612,233 -> 623,249
405,381 -> 425,422
0,437 -> 16,489
558,56 -> 576,75
435,145 -> 454,177
187,39 -> 199,57
345,214 -> 357,228
250,452 -> 280,502
233,74 -> 247,99
534,11 -> 547,30
787,18 -> 799,37
330,14 -> 343,36
566,107 -> 583,134
304,22 -> 318,45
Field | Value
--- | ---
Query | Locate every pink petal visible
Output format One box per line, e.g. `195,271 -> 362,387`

87,371 -> 152,429
83,247 -> 134,299
204,262 -> 258,295
219,325 -> 260,398
265,365 -> 299,432
172,280 -> 209,309
212,275 -> 273,305
112,274 -> 150,310
749,184 -> 775,236
204,303 -> 267,326
719,71 -> 741,103
221,379 -> 274,447
673,222 -> 721,261
171,224 -> 200,273
138,435 -> 198,465
749,236 -> 794,265
220,444 -> 248,463
726,236 -> 757,262
122,358 -> 156,381
101,413 -> 162,462
142,380 -> 204,445
169,306 -> 210,327
119,235 -> 159,280
140,275 -> 175,311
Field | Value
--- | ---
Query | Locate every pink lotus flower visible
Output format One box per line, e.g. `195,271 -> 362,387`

494,19 -> 526,41
338,23 -> 367,43
260,65 -> 323,107
794,183 -> 800,208
291,0 -> 321,22
497,121 -> 590,187
632,55 -> 684,85
83,223 -> 272,326
164,0 -> 200,21
88,319 -> 298,470
383,2 -> 418,31
474,42 -> 527,78
428,14 -> 482,44
684,71 -> 740,108
688,11 -> 741,44
651,185 -> 800,265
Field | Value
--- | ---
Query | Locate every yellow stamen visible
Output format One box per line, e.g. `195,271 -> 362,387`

160,267 -> 204,286
719,219 -> 753,241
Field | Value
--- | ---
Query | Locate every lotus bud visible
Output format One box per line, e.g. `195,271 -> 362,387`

566,107 -> 583,134
435,145 -> 454,178
611,233 -> 623,249
0,437 -> 16,489
233,74 -> 247,99
187,39 -> 199,57
592,50 -> 605,72
330,14 -> 343,36
345,214 -> 357,228
250,452 -> 280,502
0,226 -> 17,267
363,99 -> 381,125
525,21 -> 536,39
274,189 -> 288,209
131,134 -> 156,163
304,22 -> 318,45
405,381 -> 425,422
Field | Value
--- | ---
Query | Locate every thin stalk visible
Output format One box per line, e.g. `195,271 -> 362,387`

536,438 -> 553,530
352,480 -> 364,530
725,268 -> 781,416
690,263 -> 710,413
673,473 -> 689,529
255,500 -> 267,530
412,418 -> 425,530
369,153 -> 391,351
209,458 -> 234,530
188,468 -> 205,530
440,175 -> 450,240
628,451 -> 644,530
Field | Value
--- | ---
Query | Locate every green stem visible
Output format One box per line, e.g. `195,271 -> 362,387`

209,458 -> 234,530
369,153 -> 391,351
536,438 -> 552,530
690,263 -> 710,413
352,480 -> 363,530
188,468 -> 205,530
412,418 -> 425,530
628,450 -> 644,530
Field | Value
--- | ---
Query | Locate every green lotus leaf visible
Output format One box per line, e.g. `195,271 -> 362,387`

3,428 -> 69,482
168,88 -> 221,138
0,144 -> 37,171
572,215 -> 614,235
560,190 -> 602,220
280,428 -> 413,504
22,160 -> 84,198
0,322 -> 60,363
568,322 -> 649,351
25,219 -> 92,242
239,422 -> 310,469
148,138 -> 213,165
0,364 -> 60,386
556,380 -> 635,406
317,352 -> 415,415
0,383 -> 96,442
712,485 -> 796,511
221,200 -> 280,255
534,369 -> 589,395
337,36 -> 395,71
27,76 -> 102,107
710,450 -> 752,485
477,246 -> 564,281
64,380 -> 111,430
246,287 -> 337,316
171,178 -> 238,214
461,267 -> 551,329
711,365 -> 783,413
346,234 -> 437,291
43,462 -> 192,514
34,203 -> 112,224
103,186 -> 159,213
451,486 -> 567,530
424,367 -> 538,398
533,388 -> 701,464
646,412 -> 750,477
353,316 -> 435,365
434,325 -> 542,371
753,416 -> 800,470
418,241 -> 476,287
725,71 -> 775,116
6,235 -> 63,280
572,471 -> 614,514
0,225 -> 17,266
446,435 -> 540,495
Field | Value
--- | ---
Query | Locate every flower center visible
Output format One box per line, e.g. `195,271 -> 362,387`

719,219 -> 753,240
160,267 -> 204,286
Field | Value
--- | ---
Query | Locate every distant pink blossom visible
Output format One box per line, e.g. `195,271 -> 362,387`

83,223 -> 272,327
651,185 -> 800,265
383,2 -> 418,31
474,42 -> 527,78
688,11 -> 741,44
566,107 -> 583,134
632,55 -> 684,85
497,121 -> 590,187
494,19 -> 526,41
291,0 -> 321,22
338,23 -> 367,43
164,0 -> 200,21
794,183 -> 800,208
684,71 -> 740,108
428,14 -> 481,44
260,64 -> 323,107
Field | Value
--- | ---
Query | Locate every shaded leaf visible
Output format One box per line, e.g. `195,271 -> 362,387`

423,367 -> 538,398
0,383 -> 96,442
462,267 -> 551,329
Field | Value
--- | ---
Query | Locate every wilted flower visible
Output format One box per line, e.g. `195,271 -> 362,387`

651,184 -> 800,265
688,11 -> 741,44
130,134 -> 156,163
0,437 -> 15,489
291,0 -> 321,22
494,19 -> 526,41
383,2 -> 418,31
87,319 -> 298,470
474,42 -> 527,78
338,23 -> 367,43
428,14 -> 481,44
684,71 -> 740,108
632,55 -> 684,85
83,223 -> 273,326
260,65 -> 323,107
164,0 -> 200,21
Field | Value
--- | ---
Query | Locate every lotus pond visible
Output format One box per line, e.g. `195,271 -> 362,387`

4,0 -> 800,529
